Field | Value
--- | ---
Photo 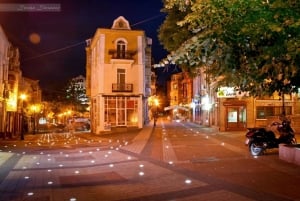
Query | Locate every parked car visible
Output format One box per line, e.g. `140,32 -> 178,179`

54,123 -> 67,132
38,123 -> 67,133
73,122 -> 90,131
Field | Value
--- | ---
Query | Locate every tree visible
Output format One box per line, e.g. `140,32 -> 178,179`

65,78 -> 89,115
158,2 -> 193,52
159,0 -> 300,96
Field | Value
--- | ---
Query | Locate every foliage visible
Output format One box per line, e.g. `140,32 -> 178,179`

41,78 -> 89,118
159,0 -> 300,96
158,2 -> 193,52
65,78 -> 89,114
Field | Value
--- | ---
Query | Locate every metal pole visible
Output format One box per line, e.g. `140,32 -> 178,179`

282,92 -> 286,116
20,100 -> 24,140
33,111 -> 36,134
154,105 -> 157,126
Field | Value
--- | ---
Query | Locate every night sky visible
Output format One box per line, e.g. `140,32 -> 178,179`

0,0 -> 168,89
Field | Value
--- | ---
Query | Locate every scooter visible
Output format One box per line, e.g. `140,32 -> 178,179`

245,120 -> 297,156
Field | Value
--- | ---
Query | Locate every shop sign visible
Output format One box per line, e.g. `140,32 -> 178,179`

217,87 -> 236,98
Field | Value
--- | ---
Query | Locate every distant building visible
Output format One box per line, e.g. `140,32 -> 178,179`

167,72 -> 193,121
6,46 -> 22,138
19,77 -> 42,103
19,77 -> 42,134
0,25 -> 43,137
0,25 -> 10,137
86,16 -> 152,134
1,25 -> 43,137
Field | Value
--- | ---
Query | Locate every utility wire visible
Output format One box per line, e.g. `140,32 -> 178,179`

23,41 -> 86,62
131,14 -> 165,27
23,14 -> 165,62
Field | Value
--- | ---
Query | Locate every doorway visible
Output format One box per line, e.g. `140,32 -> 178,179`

116,98 -> 126,126
226,106 -> 246,131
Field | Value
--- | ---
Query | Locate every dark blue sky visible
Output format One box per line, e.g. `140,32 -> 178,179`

0,0 -> 168,89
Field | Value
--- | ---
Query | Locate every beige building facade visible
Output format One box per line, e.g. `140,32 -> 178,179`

0,25 -> 10,137
86,16 -> 152,134
1,25 -> 43,138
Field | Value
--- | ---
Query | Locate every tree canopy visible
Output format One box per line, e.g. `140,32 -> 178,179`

158,0 -> 300,96
65,78 -> 89,114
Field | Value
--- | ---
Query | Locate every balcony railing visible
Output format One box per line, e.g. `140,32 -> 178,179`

112,83 -> 133,92
108,50 -> 136,60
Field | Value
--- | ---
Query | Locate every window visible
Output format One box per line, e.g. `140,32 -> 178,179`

104,97 -> 138,127
117,69 -> 126,90
173,84 -> 177,90
182,83 -> 187,98
118,21 -> 124,28
126,98 -> 138,126
104,97 -> 116,126
117,69 -> 125,83
256,106 -> 292,119
117,40 -> 126,58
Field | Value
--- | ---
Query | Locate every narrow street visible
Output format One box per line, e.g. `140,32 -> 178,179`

0,118 -> 299,201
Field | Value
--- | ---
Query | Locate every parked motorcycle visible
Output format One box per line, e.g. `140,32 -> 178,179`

245,119 -> 297,156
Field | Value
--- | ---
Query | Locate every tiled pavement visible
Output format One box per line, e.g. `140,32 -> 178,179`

0,120 -> 299,201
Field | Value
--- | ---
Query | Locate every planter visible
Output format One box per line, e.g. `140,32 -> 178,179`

279,144 -> 300,166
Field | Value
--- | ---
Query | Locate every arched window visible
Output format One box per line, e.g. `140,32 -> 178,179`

117,40 -> 126,59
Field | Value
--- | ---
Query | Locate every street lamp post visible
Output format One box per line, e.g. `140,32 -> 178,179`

30,104 -> 40,134
19,94 -> 27,140
153,97 -> 159,126
33,107 -> 36,134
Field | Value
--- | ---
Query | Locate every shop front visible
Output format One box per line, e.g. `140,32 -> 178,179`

217,87 -> 250,131
217,88 -> 298,131
90,95 -> 143,134
223,101 -> 247,131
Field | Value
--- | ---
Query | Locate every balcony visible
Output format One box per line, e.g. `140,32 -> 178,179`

108,50 -> 136,60
112,83 -> 133,92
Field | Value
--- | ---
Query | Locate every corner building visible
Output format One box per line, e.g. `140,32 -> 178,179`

86,16 -> 152,134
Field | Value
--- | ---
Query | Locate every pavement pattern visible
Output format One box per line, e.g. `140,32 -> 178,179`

0,120 -> 299,201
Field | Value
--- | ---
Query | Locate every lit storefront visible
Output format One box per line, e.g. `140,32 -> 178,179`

104,96 -> 139,127
217,87 -> 298,131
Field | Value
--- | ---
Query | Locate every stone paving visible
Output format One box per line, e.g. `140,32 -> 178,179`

0,120 -> 299,201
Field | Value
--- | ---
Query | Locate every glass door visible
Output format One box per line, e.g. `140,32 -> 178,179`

226,106 -> 246,130
116,97 -> 126,126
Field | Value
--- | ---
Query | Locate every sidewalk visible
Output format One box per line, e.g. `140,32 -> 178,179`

0,121 -> 299,201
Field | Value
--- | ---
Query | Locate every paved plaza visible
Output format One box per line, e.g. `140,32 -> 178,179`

0,120 -> 299,201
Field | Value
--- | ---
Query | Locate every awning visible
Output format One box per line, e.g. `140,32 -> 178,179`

164,105 -> 189,111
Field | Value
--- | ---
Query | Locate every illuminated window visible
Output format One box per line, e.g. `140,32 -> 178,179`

256,106 -> 292,119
